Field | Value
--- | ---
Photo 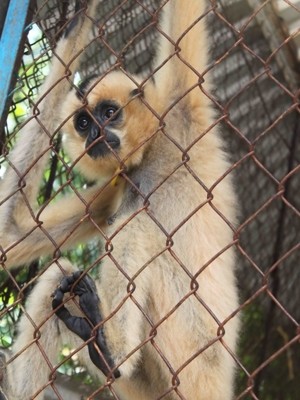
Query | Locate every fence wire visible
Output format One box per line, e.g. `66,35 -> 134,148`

0,0 -> 299,399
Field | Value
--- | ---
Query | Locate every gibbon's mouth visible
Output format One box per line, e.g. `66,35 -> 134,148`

86,133 -> 120,159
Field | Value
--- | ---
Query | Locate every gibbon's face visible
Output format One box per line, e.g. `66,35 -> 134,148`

62,71 -> 157,182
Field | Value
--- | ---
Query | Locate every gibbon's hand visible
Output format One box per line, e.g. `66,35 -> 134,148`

52,272 -> 120,378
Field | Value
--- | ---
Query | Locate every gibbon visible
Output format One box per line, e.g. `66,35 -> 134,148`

0,0 -> 240,399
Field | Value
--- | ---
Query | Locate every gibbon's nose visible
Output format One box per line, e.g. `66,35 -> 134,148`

91,125 -> 101,141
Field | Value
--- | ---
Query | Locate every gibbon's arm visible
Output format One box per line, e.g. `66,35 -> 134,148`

0,1 -> 96,224
154,0 -> 209,109
0,0 -> 121,269
1,180 -> 125,269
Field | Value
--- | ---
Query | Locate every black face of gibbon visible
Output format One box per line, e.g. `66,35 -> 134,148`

74,101 -> 122,159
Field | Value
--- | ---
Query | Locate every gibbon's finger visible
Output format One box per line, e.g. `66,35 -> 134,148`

59,274 -> 78,292
74,276 -> 101,325
71,272 -> 98,296
89,331 -> 121,379
54,272 -> 101,327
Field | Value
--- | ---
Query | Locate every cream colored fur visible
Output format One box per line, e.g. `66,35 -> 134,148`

1,1 -> 239,399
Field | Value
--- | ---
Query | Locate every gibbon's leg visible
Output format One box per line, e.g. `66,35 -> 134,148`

52,271 -> 120,378
0,0 -> 124,270
3,260 -> 101,400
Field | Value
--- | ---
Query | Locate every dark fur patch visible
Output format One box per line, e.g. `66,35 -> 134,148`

130,88 -> 144,98
63,0 -> 85,39
75,75 -> 98,100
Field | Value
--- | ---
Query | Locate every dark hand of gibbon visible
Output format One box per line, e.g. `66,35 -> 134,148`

52,271 -> 120,378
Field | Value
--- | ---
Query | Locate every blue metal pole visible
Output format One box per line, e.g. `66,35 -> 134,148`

0,0 -> 33,124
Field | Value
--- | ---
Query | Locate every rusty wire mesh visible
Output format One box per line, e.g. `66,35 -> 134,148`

0,0 -> 299,399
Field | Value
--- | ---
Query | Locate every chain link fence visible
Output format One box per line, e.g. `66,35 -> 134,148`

0,0 -> 299,399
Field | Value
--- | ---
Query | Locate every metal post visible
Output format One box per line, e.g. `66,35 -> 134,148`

0,0 -> 35,143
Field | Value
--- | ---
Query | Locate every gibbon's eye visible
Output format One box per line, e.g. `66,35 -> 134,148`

102,106 -> 118,121
75,112 -> 92,133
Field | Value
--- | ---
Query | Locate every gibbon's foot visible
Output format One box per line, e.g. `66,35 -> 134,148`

52,271 -> 120,378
